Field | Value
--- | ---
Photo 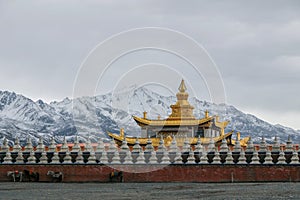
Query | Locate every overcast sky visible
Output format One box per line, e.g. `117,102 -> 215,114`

0,0 -> 299,130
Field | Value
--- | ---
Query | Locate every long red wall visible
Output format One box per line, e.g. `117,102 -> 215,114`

0,164 -> 299,182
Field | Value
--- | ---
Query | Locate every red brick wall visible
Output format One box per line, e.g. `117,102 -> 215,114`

0,164 -> 299,182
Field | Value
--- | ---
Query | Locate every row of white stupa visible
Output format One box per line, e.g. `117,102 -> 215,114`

0,136 -> 299,165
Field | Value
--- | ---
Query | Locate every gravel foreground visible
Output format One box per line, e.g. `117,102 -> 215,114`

0,182 -> 299,200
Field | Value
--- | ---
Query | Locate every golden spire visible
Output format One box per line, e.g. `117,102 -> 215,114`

143,111 -> 147,119
167,79 -> 195,120
178,79 -> 187,93
205,110 -> 209,118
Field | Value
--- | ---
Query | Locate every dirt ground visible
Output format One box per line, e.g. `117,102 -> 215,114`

0,182 -> 299,200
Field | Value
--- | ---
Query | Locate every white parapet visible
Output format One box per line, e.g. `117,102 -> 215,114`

0,135 -> 299,166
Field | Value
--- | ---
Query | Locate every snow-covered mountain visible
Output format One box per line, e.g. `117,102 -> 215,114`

0,88 -> 299,146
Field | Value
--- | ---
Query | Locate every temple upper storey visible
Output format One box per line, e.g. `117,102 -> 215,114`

131,79 -> 229,139
167,79 -> 195,120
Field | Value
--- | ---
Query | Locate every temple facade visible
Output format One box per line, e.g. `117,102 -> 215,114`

108,79 -> 249,147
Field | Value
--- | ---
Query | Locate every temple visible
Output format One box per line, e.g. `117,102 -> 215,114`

109,80 -> 249,147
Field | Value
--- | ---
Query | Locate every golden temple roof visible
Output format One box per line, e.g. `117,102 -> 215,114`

133,115 -> 214,126
108,131 -> 236,146
133,79 -> 229,129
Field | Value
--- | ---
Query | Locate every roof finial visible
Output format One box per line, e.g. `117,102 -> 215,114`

178,79 -> 187,93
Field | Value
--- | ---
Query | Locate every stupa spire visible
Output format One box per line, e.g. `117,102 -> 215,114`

178,79 -> 187,92
168,79 -> 195,120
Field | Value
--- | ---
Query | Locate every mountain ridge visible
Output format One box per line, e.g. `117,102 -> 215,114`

0,89 -> 299,146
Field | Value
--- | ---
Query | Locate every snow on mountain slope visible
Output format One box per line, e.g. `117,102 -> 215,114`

0,88 -> 299,146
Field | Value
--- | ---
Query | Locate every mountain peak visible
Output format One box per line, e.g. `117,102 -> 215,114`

0,90 -> 18,110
